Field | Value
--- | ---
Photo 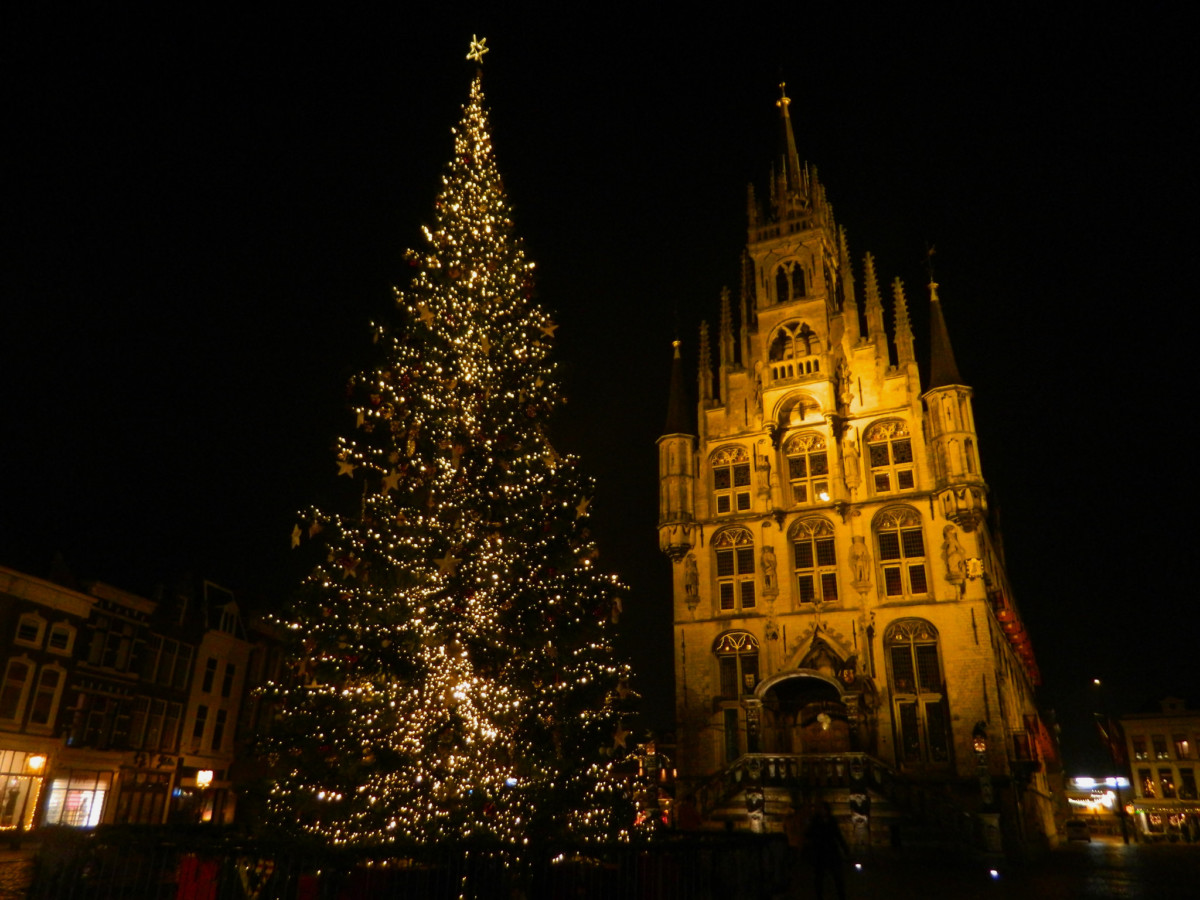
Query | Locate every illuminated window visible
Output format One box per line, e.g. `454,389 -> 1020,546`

865,420 -> 915,494
784,433 -> 829,505
1159,769 -> 1177,798
876,507 -> 928,598
713,528 -> 756,613
1152,735 -> 1169,760
712,446 -> 751,515
792,518 -> 838,604
14,613 -> 46,648
714,632 -> 759,697
1132,735 -> 1148,761
1174,735 -> 1191,759
1139,768 -> 1155,798
42,771 -> 112,828
0,658 -> 33,723
885,619 -> 951,766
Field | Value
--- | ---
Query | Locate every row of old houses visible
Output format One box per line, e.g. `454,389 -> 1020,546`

0,563 -> 283,834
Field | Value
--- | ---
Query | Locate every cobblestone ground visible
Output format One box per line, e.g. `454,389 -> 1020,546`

798,839 -> 1199,900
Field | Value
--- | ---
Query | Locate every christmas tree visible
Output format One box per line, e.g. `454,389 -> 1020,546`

263,38 -> 633,846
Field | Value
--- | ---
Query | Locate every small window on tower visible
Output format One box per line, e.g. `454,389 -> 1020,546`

712,446 -> 752,515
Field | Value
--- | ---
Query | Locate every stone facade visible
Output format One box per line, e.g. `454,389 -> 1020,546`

1122,698 -> 1200,840
657,87 -> 1056,847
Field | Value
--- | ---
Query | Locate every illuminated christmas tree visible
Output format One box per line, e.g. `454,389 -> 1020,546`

263,38 -> 633,846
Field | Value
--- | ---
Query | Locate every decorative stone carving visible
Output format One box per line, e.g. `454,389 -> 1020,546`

760,544 -> 779,599
941,524 -> 966,584
849,534 -> 871,592
842,440 -> 861,491
683,553 -> 700,610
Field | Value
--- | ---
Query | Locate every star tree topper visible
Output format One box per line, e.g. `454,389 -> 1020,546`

466,35 -> 489,64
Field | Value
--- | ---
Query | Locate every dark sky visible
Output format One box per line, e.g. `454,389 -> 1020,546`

5,8 -> 1194,773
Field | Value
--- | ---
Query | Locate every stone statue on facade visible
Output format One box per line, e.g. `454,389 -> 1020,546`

842,440 -> 861,492
761,544 -> 779,599
684,553 -> 700,609
942,524 -> 966,584
849,534 -> 871,591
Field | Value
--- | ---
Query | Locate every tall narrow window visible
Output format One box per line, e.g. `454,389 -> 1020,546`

28,666 -> 64,728
714,632 -> 759,697
876,508 -> 928,598
885,619 -> 951,767
784,433 -> 829,505
865,420 -> 915,494
202,658 -> 217,693
791,518 -> 838,604
211,709 -> 228,752
713,529 -> 756,613
0,659 -> 33,722
712,447 -> 752,515
221,663 -> 235,699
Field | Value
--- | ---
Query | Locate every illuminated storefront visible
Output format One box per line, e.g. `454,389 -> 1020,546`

0,750 -> 46,831
41,770 -> 112,828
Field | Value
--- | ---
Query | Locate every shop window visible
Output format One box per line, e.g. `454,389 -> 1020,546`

42,771 -> 112,828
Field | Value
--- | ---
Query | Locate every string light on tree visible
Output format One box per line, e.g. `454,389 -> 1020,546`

260,37 -> 634,847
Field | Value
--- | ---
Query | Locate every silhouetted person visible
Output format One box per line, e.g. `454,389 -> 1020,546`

806,801 -> 849,900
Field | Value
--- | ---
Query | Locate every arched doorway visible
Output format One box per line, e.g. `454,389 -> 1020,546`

760,675 -> 851,755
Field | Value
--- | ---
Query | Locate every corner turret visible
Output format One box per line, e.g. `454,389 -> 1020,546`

658,341 -> 697,559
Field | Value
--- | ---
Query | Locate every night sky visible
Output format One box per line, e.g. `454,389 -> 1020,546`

5,8 -> 1193,773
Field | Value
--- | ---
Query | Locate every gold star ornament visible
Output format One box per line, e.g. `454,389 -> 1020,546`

466,35 -> 489,64
435,549 -> 462,578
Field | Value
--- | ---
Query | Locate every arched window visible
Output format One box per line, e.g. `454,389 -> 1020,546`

712,446 -> 751,515
865,420 -> 914,493
774,262 -> 807,303
875,507 -> 928,598
28,664 -> 65,729
884,619 -> 952,765
784,432 -> 829,505
0,658 -> 33,723
713,528 -> 756,613
14,613 -> 46,648
791,518 -> 838,604
714,631 -> 759,697
47,622 -> 76,656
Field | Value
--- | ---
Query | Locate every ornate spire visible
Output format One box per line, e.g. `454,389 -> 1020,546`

838,227 -> 859,341
927,281 -> 964,388
892,277 -> 915,365
776,82 -> 805,197
718,287 -> 733,368
698,320 -> 713,402
863,252 -> 885,340
663,340 -> 693,435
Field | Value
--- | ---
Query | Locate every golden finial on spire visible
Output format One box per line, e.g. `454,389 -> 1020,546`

466,35 -> 489,64
776,81 -> 791,112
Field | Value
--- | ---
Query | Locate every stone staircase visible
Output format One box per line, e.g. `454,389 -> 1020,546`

693,752 -> 984,850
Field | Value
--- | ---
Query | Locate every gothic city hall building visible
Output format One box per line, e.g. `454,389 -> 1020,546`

658,89 -> 1057,848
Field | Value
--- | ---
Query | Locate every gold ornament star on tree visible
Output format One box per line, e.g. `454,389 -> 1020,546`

466,35 -> 489,64
613,725 -> 631,750
539,320 -> 558,338
417,304 -> 435,327
381,470 -> 401,493
291,524 -> 302,548
435,549 -> 461,578
575,497 -> 592,519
